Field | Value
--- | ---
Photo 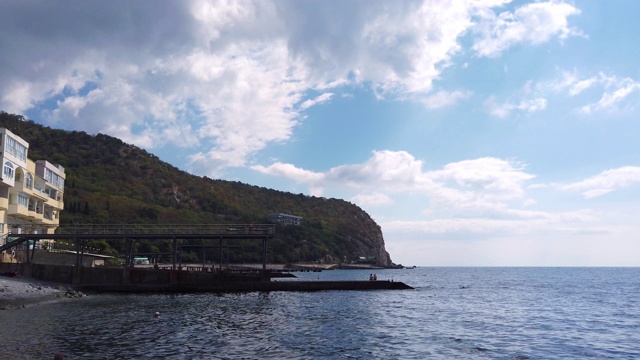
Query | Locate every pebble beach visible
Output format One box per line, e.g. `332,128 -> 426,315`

0,275 -> 82,310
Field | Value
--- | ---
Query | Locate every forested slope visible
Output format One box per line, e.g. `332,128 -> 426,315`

0,112 -> 396,266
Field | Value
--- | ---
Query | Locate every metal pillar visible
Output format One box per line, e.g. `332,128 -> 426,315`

124,237 -> 133,268
75,239 -> 81,267
25,240 -> 30,264
128,238 -> 134,268
172,236 -> 177,270
219,238 -> 223,270
124,238 -> 128,268
80,239 -> 87,266
262,238 -> 267,270
30,240 -> 37,262
201,243 -> 206,269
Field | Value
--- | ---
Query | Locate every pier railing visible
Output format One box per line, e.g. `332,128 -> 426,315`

55,224 -> 275,236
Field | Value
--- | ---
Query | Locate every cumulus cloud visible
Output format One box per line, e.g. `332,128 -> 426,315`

254,150 -> 535,212
326,150 -> 427,188
0,0 -> 582,176
559,166 -> 640,198
424,157 -> 535,210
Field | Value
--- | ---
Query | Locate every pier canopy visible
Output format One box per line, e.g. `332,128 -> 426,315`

53,223 -> 275,238
0,223 -> 275,250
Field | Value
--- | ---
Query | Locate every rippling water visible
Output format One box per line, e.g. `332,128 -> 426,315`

1,267 -> 638,359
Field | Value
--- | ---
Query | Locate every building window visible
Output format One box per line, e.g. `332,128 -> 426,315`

43,168 -> 64,189
44,168 -> 53,183
18,193 -> 28,207
25,173 -> 33,189
3,161 -> 14,179
5,136 -> 27,162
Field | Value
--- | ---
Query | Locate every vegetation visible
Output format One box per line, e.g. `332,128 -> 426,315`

0,112 -> 393,266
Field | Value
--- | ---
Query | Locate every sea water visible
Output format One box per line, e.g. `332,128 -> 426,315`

0,267 -> 638,359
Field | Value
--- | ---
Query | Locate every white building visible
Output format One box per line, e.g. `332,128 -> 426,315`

268,213 -> 302,226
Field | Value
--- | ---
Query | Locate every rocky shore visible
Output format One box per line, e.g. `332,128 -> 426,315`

0,275 -> 84,310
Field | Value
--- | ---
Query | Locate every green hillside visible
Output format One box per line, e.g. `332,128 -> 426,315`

0,112 -> 395,267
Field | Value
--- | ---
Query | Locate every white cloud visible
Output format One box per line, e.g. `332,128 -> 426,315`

569,77 -> 597,96
351,192 -> 393,207
580,80 -> 640,114
559,166 -> 640,198
299,93 -> 334,110
549,71 -> 640,113
473,1 -> 581,57
381,207 -> 601,245
385,218 -> 526,234
485,96 -> 547,117
430,157 -> 534,193
251,162 -> 324,183
419,90 -> 472,109
424,157 -> 535,210
1,82 -> 34,114
326,150 -> 426,188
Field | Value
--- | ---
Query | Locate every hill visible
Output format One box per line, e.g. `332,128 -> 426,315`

0,111 -> 396,267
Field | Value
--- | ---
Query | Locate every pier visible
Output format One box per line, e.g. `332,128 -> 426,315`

1,224 -> 414,292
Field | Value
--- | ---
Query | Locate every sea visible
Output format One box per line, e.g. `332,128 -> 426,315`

0,267 -> 638,359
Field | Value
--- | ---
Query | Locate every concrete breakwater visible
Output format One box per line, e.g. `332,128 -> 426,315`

77,279 -> 413,293
1,262 -> 414,293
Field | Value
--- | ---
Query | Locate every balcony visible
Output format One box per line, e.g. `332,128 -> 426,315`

48,194 -> 64,210
40,211 -> 57,226
8,204 -> 29,218
28,204 -> 44,221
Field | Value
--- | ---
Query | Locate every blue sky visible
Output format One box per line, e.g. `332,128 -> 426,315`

1,0 -> 639,266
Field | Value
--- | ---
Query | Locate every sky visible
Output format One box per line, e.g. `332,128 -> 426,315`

1,0 -> 639,266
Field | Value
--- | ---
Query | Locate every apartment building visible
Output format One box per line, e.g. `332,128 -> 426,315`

0,128 -> 65,239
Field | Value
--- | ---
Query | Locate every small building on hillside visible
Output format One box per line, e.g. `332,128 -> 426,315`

267,213 -> 302,226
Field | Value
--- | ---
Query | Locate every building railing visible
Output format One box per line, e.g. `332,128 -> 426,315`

33,186 -> 49,197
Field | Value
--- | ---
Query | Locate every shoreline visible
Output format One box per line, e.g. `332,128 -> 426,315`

0,275 -> 82,310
